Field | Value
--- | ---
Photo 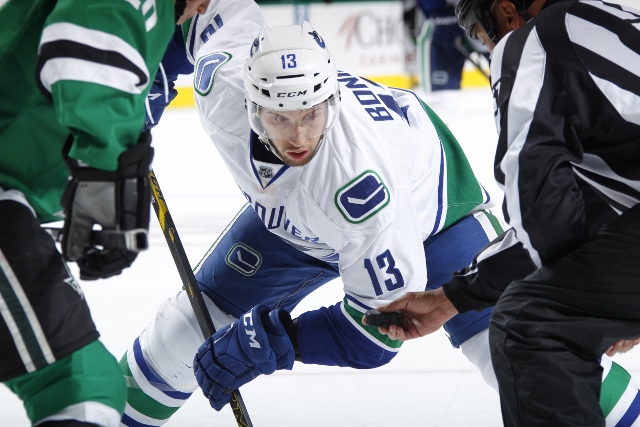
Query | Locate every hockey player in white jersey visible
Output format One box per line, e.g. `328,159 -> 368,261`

120,0 -> 639,425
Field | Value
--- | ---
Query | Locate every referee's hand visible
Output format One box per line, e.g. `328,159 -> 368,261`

606,337 -> 640,357
369,288 -> 458,342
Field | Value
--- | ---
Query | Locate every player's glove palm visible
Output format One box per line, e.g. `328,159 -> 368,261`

60,132 -> 154,280
194,304 -> 295,411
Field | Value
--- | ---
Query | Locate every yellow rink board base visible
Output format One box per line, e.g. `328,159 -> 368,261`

168,68 -> 489,109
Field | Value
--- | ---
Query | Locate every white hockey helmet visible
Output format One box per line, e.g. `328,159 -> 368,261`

244,22 -> 340,145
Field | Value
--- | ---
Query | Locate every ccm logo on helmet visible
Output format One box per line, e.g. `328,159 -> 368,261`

277,90 -> 307,98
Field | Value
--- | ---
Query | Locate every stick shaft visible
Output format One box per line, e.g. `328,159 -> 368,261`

454,36 -> 491,81
148,170 -> 254,427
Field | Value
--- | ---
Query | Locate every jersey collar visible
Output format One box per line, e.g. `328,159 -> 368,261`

249,131 -> 289,189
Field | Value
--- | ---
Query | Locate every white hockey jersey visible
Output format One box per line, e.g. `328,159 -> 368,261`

185,0 -> 491,363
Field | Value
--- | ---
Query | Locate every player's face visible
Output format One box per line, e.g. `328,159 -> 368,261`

176,0 -> 210,25
259,104 -> 327,167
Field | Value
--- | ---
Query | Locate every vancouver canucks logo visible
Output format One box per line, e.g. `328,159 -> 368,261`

249,36 -> 261,57
226,243 -> 262,276
194,52 -> 232,96
308,31 -> 325,48
335,170 -> 390,224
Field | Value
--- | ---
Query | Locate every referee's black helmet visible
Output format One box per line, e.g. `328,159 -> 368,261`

455,0 -> 535,44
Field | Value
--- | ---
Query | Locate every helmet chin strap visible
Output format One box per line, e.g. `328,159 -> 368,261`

512,0 -> 534,21
258,134 -> 286,162
259,134 -> 327,165
175,0 -> 187,23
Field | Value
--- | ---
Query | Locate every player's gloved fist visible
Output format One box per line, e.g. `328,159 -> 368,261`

143,73 -> 178,131
60,132 -> 154,280
194,304 -> 295,411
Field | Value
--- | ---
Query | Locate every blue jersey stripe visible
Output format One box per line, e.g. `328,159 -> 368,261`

429,142 -> 445,238
392,88 -> 446,238
344,294 -> 372,311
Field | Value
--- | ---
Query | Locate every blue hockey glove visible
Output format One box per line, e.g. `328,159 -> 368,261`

143,72 -> 178,131
194,304 -> 295,411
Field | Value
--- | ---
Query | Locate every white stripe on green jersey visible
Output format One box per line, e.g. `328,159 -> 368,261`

39,23 -> 150,94
0,248 -> 55,373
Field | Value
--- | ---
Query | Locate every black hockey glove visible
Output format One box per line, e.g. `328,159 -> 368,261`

60,132 -> 154,280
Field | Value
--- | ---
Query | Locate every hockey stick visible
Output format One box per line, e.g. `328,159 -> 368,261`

148,170 -> 254,427
454,36 -> 491,81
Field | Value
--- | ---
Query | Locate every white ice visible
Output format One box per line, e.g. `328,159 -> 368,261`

3,87 -> 639,426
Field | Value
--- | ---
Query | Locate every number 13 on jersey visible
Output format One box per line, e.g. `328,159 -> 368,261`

364,249 -> 405,296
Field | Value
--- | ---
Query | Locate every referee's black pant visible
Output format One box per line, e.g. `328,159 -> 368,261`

490,204 -> 640,427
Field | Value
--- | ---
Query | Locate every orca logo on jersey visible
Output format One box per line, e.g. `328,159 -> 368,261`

250,36 -> 261,58
225,243 -> 263,276
243,312 -> 261,348
335,170 -> 390,224
308,31 -> 326,48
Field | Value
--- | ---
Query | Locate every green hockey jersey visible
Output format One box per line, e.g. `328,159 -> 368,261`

0,0 -> 174,223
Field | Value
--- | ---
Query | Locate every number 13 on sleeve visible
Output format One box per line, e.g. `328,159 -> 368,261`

364,249 -> 405,296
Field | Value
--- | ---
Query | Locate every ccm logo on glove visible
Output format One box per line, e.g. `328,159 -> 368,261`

194,304 -> 296,411
244,312 -> 261,349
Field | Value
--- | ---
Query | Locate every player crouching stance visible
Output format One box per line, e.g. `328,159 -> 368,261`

118,1 -> 639,425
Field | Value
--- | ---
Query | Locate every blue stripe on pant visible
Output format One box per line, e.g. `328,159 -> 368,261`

195,206 -> 496,346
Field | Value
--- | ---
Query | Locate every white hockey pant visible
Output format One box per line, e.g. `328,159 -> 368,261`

139,290 -> 235,391
121,290 -> 236,426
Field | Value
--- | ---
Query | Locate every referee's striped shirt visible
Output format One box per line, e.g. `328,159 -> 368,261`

443,0 -> 640,311
492,0 -> 640,267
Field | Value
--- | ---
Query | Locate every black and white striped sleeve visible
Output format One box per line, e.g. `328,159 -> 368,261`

561,1 -> 640,213
442,179 -> 617,313
440,0 -> 640,311
488,0 -> 640,269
